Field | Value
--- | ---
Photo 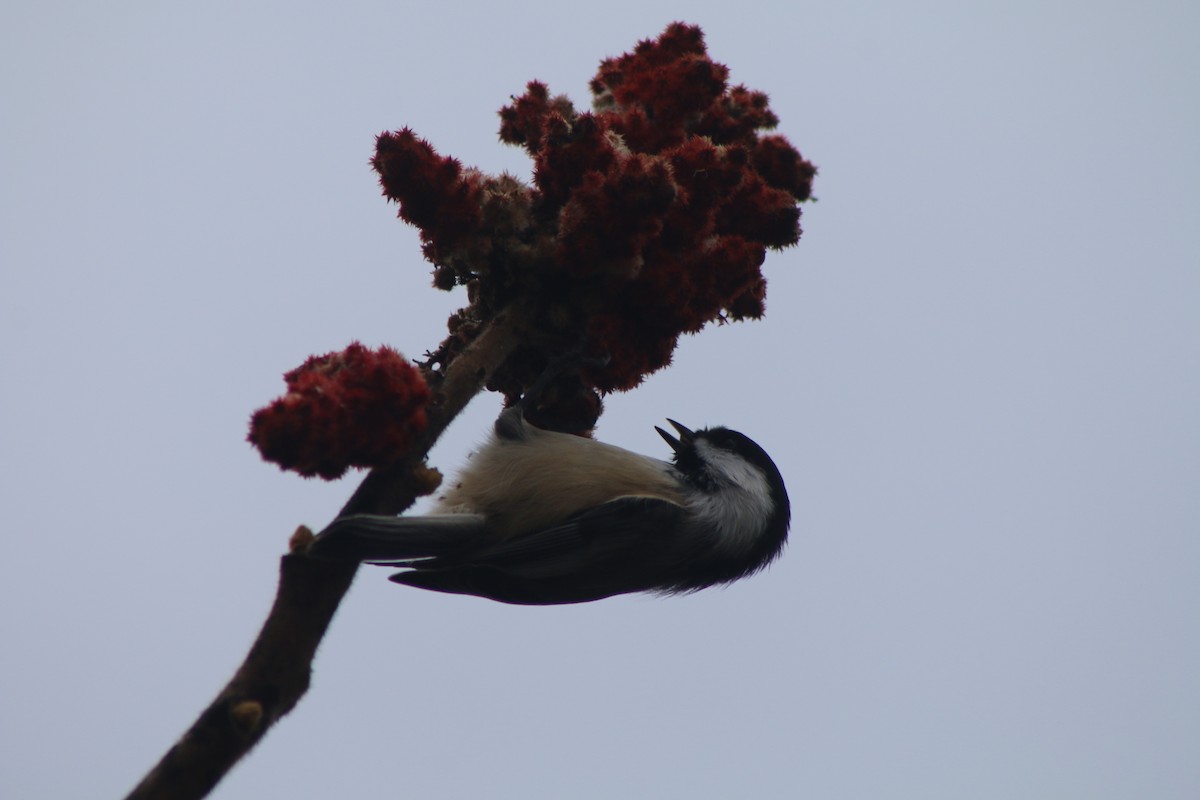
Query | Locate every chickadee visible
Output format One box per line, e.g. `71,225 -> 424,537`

308,405 -> 790,605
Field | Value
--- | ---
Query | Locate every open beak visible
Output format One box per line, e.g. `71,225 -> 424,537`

655,419 -> 695,454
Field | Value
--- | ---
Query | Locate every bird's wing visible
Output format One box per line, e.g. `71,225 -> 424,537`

390,496 -> 688,604
307,513 -> 487,562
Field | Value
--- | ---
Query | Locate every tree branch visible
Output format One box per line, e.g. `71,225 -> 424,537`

124,308 -> 524,800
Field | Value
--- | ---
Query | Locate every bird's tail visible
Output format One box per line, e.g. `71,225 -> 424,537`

306,514 -> 486,562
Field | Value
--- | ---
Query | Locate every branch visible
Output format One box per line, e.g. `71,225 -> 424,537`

124,308 -> 524,800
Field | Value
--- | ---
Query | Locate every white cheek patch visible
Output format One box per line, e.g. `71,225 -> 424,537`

690,441 -> 774,552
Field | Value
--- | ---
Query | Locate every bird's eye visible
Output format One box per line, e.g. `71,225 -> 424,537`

705,430 -> 738,451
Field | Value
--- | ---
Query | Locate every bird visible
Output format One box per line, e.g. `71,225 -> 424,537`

308,404 -> 790,604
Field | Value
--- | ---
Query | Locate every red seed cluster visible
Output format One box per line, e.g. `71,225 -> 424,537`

248,343 -> 430,480
373,22 -> 815,394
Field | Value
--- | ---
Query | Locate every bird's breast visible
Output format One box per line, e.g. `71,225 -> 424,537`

432,429 -> 684,537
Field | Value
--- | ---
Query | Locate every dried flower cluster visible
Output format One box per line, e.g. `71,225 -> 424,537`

249,23 -> 814,476
249,343 -> 430,479
373,22 -> 814,396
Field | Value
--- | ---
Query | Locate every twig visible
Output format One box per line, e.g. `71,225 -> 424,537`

125,308 -> 523,800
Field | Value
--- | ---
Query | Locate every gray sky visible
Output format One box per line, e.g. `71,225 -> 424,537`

2,1 -> 1197,798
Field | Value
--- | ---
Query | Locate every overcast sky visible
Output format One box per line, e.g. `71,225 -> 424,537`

2,2 -> 1197,798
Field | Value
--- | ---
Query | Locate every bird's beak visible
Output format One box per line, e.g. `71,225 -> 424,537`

655,419 -> 695,454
